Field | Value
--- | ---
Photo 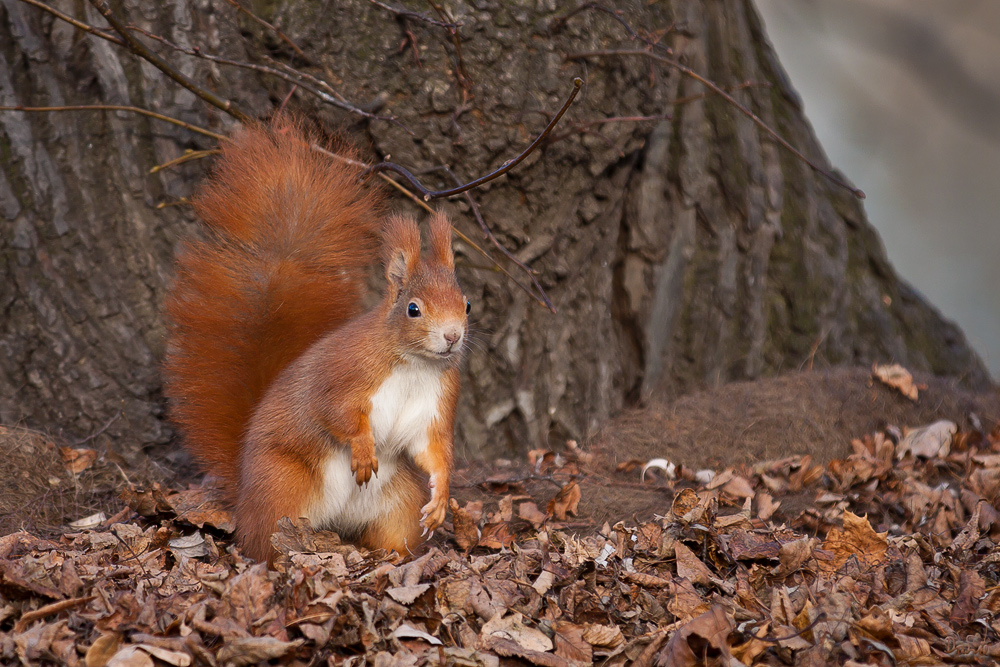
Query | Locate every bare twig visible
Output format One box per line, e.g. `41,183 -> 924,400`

12,597 -> 95,634
316,146 -> 553,312
569,49 -> 866,198
149,149 -> 222,174
87,0 -> 253,124
70,410 -> 121,447
551,2 -> 673,56
368,0 -> 458,29
424,165 -> 555,312
363,77 -> 584,201
0,105 -> 227,140
127,25 -> 398,125
425,0 -> 472,92
223,0 -> 310,62
16,0 -> 123,45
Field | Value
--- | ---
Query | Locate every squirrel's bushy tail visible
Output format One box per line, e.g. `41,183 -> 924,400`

163,120 -> 381,500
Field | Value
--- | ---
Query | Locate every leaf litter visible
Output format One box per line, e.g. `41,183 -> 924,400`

3,369 -> 1000,665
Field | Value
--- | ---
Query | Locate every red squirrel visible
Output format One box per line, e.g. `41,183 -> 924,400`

163,121 -> 467,562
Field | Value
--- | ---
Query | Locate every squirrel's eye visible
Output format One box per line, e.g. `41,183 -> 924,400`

407,302 -> 421,318
465,300 -> 471,315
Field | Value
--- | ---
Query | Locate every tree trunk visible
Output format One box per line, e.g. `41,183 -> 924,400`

0,0 -> 989,460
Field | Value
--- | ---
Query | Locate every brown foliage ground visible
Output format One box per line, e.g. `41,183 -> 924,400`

3,364 -> 1000,665
453,366 -> 1000,530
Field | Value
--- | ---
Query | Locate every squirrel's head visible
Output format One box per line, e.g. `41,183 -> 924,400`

382,213 -> 468,362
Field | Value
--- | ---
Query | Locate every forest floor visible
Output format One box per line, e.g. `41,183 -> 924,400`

2,364 -> 999,666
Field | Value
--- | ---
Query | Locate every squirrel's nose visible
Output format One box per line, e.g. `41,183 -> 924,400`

444,331 -> 461,346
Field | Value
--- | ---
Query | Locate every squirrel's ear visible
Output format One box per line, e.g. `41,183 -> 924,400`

382,216 -> 421,290
427,212 -> 454,270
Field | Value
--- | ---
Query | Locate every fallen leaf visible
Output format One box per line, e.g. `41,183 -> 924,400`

480,612 -> 553,653
757,493 -> 779,521
450,498 -> 480,550
654,605 -> 733,666
950,569 -> 986,624
872,362 -> 918,401
70,512 -> 107,530
215,637 -> 303,666
166,488 -> 235,533
85,632 -> 122,667
387,584 -> 431,605
518,502 -> 547,529
674,542 -> 714,586
552,620 -> 592,663
770,538 -> 816,578
393,623 -> 443,645
106,646 -> 153,667
135,645 -> 191,667
59,447 -> 98,474
582,623 -> 625,649
820,511 -> 887,573
896,420 -> 957,459
546,481 -> 581,521
168,532 -> 208,559
478,522 -> 515,549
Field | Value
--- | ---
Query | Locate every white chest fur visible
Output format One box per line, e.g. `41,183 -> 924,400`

369,359 -> 444,458
307,360 -> 444,533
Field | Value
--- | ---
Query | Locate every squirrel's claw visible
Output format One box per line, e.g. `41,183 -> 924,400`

350,449 -> 378,487
419,496 -> 447,536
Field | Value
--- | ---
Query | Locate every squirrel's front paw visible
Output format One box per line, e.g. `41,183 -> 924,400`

420,494 -> 448,536
350,442 -> 378,486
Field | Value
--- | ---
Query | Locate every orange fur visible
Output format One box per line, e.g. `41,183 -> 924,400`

164,122 -> 466,563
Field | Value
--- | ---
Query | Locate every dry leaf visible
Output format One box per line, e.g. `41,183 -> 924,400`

106,646 -> 153,667
393,623 -> 443,645
85,632 -> 122,667
655,605 -> 733,666
518,502 -> 547,529
552,621 -> 592,663
387,584 -> 431,605
166,488 -> 235,533
480,612 -> 553,653
673,542 -> 714,586
450,498 -> 480,550
546,481 -> 581,521
59,446 -> 98,474
582,623 -> 625,649
478,522 -> 515,550
215,637 -> 303,666
820,511 -> 888,573
896,420 -> 957,459
770,538 -> 816,578
872,362 -> 919,400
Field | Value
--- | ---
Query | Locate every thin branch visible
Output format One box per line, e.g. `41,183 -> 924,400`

128,25 -> 400,126
367,0 -> 458,29
363,77 -> 584,201
569,49 -> 866,199
71,410 -> 121,447
0,105 -> 227,140
424,165 -> 556,312
317,146 -> 554,312
149,149 -> 221,174
551,3 -> 673,56
16,0 -> 124,46
425,0 -> 472,92
87,0 -> 253,124
223,0 -> 310,62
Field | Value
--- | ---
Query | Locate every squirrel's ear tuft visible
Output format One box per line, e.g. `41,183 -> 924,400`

382,216 -> 421,290
427,212 -> 454,270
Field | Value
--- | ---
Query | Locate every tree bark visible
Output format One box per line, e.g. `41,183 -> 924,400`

0,0 -> 990,459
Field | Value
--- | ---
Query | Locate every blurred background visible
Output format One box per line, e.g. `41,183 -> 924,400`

756,0 -> 1000,378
